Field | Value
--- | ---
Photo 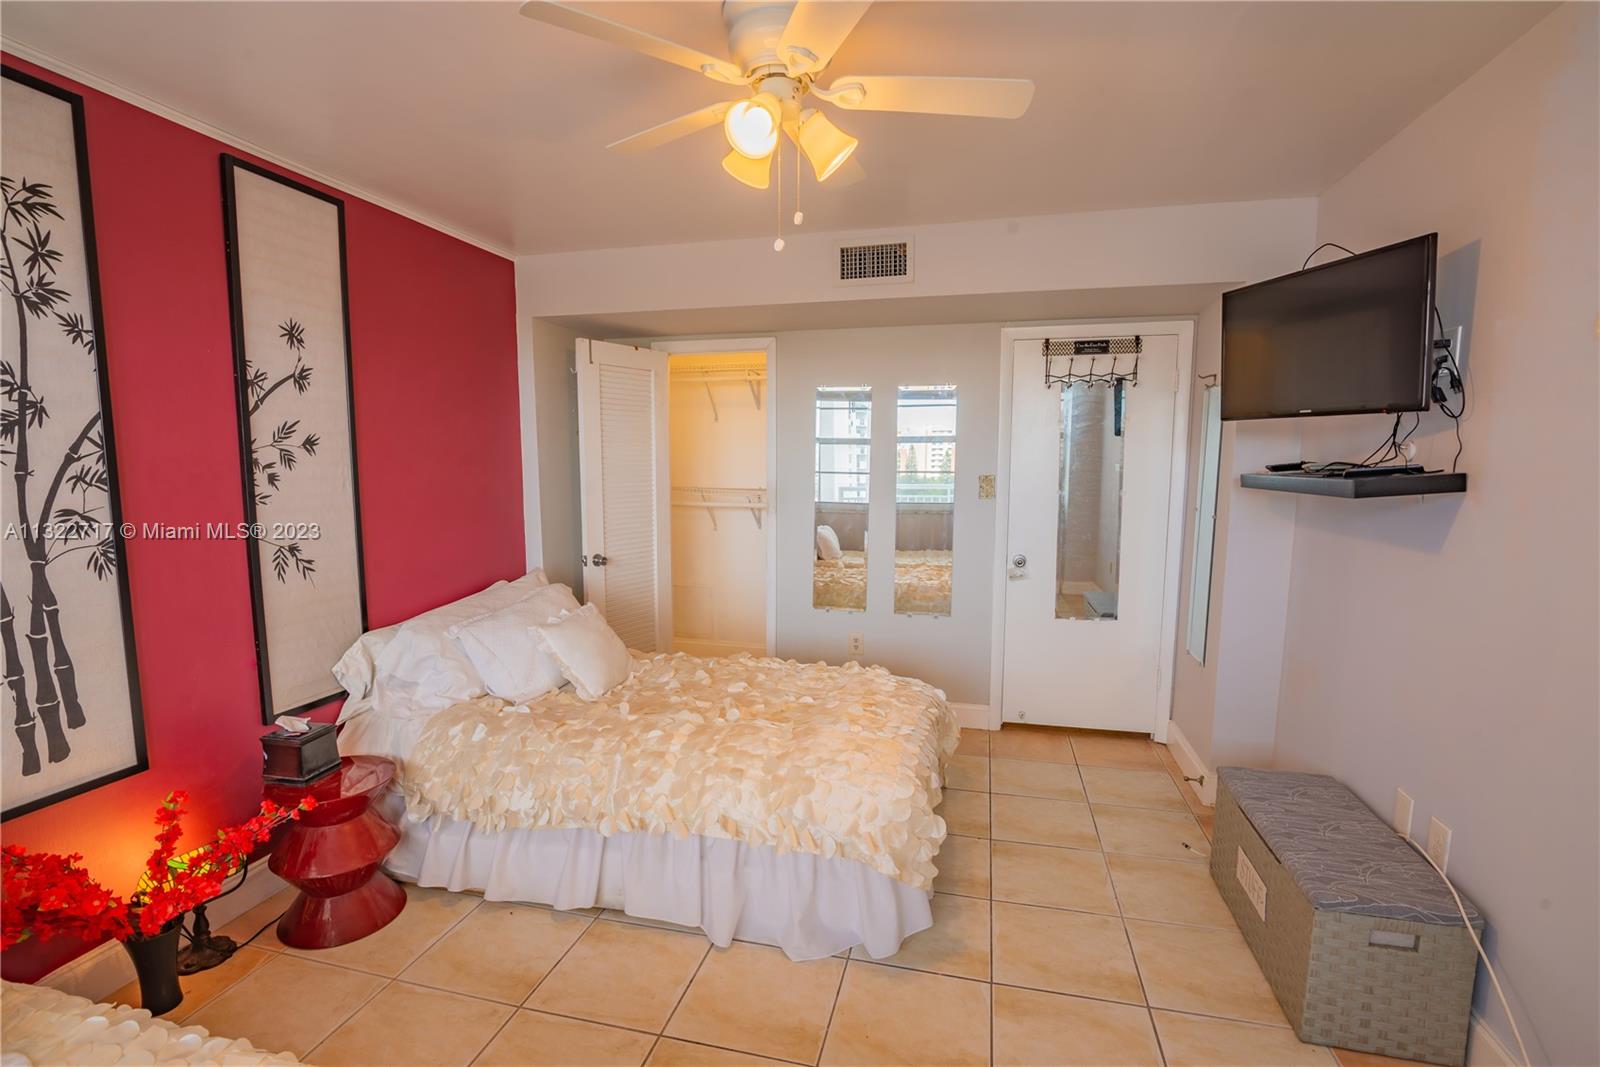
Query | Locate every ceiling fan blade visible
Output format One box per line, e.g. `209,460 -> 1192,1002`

778,1 -> 872,76
818,75 -> 1035,118
607,101 -> 734,153
518,1 -> 745,85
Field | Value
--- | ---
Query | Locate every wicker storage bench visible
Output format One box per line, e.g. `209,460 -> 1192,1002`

1212,767 -> 1483,1066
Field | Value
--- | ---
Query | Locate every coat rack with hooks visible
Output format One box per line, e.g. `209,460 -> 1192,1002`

1044,336 -> 1142,390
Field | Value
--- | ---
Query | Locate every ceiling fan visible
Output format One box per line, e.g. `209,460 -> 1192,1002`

518,0 -> 1035,191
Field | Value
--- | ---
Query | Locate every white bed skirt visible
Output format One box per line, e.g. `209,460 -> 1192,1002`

376,793 -> 934,962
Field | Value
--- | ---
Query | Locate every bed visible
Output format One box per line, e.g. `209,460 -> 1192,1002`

812,550 -> 954,614
334,573 -> 959,961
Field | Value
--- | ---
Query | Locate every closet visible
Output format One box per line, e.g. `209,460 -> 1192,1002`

668,352 -> 768,656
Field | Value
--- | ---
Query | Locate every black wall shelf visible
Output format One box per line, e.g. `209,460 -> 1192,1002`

1241,471 -> 1468,498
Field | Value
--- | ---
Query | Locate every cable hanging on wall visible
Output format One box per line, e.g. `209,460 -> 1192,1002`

1043,336 -> 1142,390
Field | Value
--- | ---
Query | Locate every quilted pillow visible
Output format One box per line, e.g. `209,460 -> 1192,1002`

534,604 -> 632,701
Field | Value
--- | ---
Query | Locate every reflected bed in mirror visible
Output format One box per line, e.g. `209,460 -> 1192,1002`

815,386 -> 871,611
895,384 -> 956,615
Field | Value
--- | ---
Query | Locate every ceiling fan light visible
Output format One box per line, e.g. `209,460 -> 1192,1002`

721,149 -> 773,189
724,93 -> 781,159
794,109 -> 858,182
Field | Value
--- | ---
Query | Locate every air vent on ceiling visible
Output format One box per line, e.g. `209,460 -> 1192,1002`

836,238 -> 913,286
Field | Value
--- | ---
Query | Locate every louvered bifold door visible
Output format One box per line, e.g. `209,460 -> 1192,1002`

575,339 -> 672,652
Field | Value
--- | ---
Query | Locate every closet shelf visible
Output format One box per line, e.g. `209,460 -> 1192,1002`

671,487 -> 768,530
671,365 -> 765,420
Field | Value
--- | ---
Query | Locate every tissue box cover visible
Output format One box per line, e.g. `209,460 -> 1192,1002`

261,722 -> 340,785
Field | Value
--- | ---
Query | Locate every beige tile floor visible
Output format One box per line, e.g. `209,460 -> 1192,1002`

111,726 -> 1425,1067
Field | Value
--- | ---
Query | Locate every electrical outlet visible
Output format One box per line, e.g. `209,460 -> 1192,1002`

847,633 -> 864,655
1439,324 -> 1467,384
1426,816 -> 1452,873
1394,788 -> 1414,837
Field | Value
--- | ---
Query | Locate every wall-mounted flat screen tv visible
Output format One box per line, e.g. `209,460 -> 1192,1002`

1221,233 -> 1437,420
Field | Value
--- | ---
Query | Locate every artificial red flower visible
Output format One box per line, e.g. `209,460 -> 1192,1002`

1,849 -> 131,948
2,789 -> 317,945
128,790 -> 317,938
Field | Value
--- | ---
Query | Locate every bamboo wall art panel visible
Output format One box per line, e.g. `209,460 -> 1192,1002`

221,155 -> 367,723
1,67 -> 147,819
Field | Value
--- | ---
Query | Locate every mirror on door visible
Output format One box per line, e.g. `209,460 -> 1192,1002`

1186,383 -> 1223,662
894,385 -> 956,615
1055,383 -> 1125,620
814,386 -> 871,611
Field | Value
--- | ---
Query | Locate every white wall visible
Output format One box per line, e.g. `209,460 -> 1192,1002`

517,199 -> 1316,321
527,317 -> 583,593
1275,7 -> 1598,1063
774,324 -> 999,704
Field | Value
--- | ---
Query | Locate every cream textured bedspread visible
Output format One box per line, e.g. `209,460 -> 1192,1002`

398,653 -> 959,890
813,551 -> 953,614
891,550 -> 953,614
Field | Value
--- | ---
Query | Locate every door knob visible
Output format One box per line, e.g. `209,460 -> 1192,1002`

590,553 -> 608,567
1012,554 -> 1027,569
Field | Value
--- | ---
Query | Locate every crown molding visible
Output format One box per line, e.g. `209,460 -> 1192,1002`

1,37 -> 512,260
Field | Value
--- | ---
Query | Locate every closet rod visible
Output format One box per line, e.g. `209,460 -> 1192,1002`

671,487 -> 768,531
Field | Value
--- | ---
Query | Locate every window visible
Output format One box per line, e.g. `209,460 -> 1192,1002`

1186,385 -> 1223,662
895,385 -> 956,615
814,387 -> 870,611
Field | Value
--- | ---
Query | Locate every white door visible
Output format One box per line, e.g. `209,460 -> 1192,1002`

575,339 -> 671,652
1001,331 -> 1182,732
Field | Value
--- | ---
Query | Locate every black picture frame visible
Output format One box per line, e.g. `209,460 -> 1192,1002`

1,65 -> 148,820
219,153 -> 368,725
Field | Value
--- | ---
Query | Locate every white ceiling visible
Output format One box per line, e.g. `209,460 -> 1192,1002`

2,2 -> 1551,256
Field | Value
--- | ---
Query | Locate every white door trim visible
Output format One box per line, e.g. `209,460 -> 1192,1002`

990,320 -> 1195,741
650,336 -> 779,657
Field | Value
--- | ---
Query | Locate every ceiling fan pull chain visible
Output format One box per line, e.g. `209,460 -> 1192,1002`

793,146 -> 804,227
774,139 -> 786,252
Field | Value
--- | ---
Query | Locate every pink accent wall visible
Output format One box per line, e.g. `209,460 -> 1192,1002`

0,55 -> 523,980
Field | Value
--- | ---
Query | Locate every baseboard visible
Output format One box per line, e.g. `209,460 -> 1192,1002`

949,702 -> 993,731
1165,719 -> 1217,806
1467,1013 -> 1520,1067
39,938 -> 131,1004
41,867 -> 289,1004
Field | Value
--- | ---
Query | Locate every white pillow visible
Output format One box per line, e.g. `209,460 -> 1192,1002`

507,567 -> 550,594
335,569 -> 562,728
534,604 -> 632,701
332,623 -> 401,719
451,584 -> 579,703
334,580 -> 508,722
816,524 -> 842,561
363,581 -> 543,722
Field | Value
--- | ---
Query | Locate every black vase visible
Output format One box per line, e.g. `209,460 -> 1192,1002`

122,921 -> 183,1016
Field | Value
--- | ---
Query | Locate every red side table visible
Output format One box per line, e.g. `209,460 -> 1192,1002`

264,755 -> 406,949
